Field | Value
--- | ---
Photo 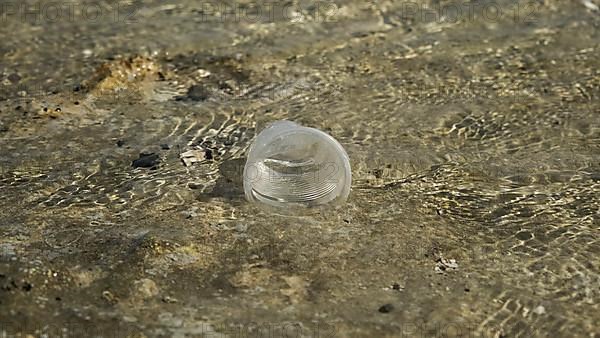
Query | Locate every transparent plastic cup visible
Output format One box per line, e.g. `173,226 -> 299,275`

243,120 -> 351,210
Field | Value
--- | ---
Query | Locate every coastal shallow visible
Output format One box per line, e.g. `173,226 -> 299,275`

0,0 -> 598,336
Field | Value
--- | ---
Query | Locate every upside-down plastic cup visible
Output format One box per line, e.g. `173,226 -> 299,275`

243,120 -> 351,210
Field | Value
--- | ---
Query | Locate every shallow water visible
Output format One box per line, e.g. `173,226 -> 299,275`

0,0 -> 598,337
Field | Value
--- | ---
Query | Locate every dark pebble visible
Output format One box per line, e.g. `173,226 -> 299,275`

373,169 -> 383,178
218,81 -> 232,92
188,182 -> 202,190
116,140 -> 125,147
351,31 -> 370,38
7,73 -> 21,83
204,148 -> 213,160
378,303 -> 394,313
392,283 -> 401,290
515,231 -> 533,241
0,125 -> 8,132
160,143 -> 170,150
185,85 -> 209,101
132,153 -> 159,168
22,282 -> 32,292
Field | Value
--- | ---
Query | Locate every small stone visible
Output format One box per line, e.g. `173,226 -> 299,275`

392,283 -> 402,290
134,278 -> 159,299
7,73 -> 21,83
22,282 -> 32,291
516,231 -> 533,241
162,295 -> 178,303
160,143 -> 170,150
122,316 -> 138,323
102,290 -> 118,303
204,148 -> 213,160
435,258 -> 458,273
197,69 -> 211,78
378,303 -> 394,313
132,152 -> 159,168
188,182 -> 203,190
116,140 -> 125,147
185,85 -> 209,101
533,305 -> 546,315
180,149 -> 206,166
582,0 -> 599,11
184,207 -> 198,219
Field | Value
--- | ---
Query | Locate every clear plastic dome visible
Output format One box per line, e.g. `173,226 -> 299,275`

243,120 -> 351,209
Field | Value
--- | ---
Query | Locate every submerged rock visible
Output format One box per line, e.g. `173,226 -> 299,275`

378,304 -> 394,313
132,152 -> 160,168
